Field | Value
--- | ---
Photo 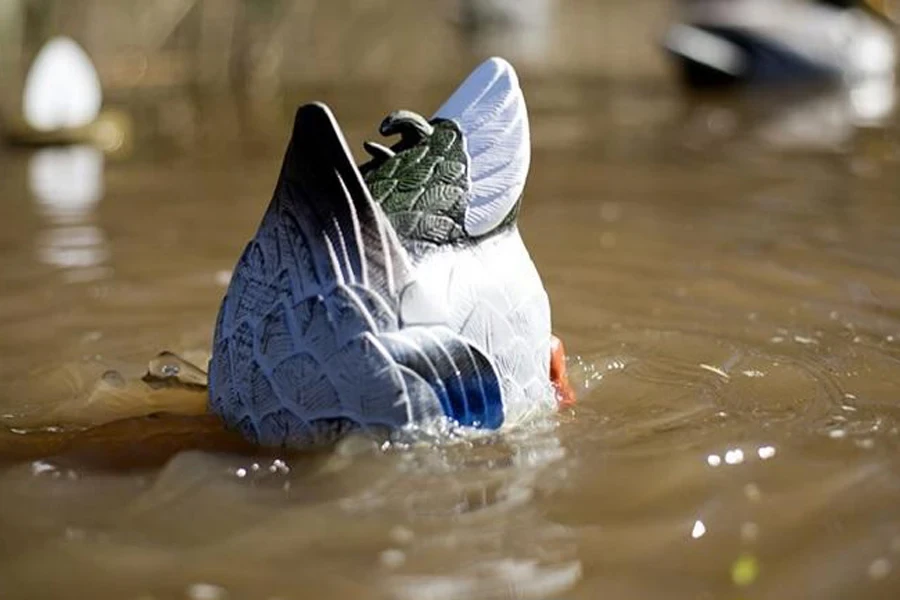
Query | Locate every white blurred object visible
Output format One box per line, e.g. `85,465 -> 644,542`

669,1 -> 896,84
23,36 -> 102,132
685,77 -> 896,152
28,145 -> 104,221
755,93 -> 855,150
841,8 -> 896,81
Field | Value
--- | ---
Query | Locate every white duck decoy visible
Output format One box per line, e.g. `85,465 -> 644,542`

8,36 -> 129,152
209,57 -> 573,447
23,36 -> 102,133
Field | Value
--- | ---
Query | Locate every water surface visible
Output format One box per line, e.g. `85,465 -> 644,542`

1,71 -> 900,599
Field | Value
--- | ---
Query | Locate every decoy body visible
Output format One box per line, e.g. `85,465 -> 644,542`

209,57 -> 572,447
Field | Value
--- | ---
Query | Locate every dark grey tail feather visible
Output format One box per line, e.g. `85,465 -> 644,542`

276,102 -> 409,297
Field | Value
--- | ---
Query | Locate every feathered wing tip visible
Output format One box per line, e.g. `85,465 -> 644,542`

276,102 -> 410,297
433,57 -> 531,237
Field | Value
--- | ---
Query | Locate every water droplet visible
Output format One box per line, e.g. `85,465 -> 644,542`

743,483 -> 761,502
186,583 -> 228,600
161,363 -> 180,377
380,549 -> 406,568
829,429 -> 846,439
390,526 -> 415,545
31,460 -> 57,476
81,330 -> 102,343
101,370 -> 126,387
268,459 -> 290,474
707,454 -> 722,467
691,520 -> 706,539
741,522 -> 759,542
234,468 -> 247,478
700,364 -> 729,379
868,558 -> 892,580
600,202 -> 621,222
757,446 -> 776,460
725,449 -> 745,465
731,554 -> 760,587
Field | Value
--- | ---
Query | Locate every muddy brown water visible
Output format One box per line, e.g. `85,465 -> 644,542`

1,73 -> 900,599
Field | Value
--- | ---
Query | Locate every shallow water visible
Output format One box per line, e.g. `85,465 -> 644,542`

3,57 -> 900,600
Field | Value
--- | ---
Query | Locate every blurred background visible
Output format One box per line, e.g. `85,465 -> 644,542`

1,0 -> 897,158
0,0 -> 678,156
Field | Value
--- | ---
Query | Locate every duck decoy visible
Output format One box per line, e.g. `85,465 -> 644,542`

208,57 -> 574,447
663,0 -> 896,88
5,36 -> 128,151
23,37 -> 102,132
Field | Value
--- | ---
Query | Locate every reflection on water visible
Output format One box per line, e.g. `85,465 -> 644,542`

28,145 -> 110,281
37,225 -> 107,270
682,76 -> 897,152
28,145 -> 104,218
852,76 -> 897,126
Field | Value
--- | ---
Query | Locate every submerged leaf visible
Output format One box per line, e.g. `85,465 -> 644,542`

144,351 -> 209,389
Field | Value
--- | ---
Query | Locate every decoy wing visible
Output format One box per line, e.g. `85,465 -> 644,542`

274,102 -> 411,299
434,56 -> 530,237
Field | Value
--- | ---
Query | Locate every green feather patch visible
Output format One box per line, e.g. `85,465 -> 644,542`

364,120 -> 469,247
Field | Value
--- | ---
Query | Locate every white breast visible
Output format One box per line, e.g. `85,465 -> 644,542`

399,229 -> 553,423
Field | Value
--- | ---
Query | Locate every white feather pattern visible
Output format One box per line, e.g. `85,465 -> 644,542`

433,57 -> 531,237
